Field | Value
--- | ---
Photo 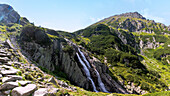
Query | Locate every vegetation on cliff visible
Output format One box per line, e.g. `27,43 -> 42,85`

0,8 -> 170,95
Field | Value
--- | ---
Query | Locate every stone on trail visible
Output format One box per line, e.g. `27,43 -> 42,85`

33,88 -> 48,96
0,57 -> 10,63
11,84 -> 37,96
0,69 -> 20,75
2,75 -> 23,82
0,82 -> 19,91
17,80 -> 32,86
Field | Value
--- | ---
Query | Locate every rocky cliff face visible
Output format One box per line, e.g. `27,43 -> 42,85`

0,4 -> 20,24
0,38 -> 77,96
17,25 -> 129,93
139,37 -> 160,49
97,12 -> 169,34
116,12 -> 146,19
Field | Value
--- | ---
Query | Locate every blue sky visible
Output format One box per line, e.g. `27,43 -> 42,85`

0,0 -> 170,32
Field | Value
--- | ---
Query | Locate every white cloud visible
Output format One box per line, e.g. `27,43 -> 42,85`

141,9 -> 165,23
90,17 -> 104,23
90,17 -> 96,22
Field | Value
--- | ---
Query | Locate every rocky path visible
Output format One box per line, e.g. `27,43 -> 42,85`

0,41 -> 76,96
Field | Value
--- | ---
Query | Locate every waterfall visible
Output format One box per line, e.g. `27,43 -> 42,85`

78,48 -> 91,68
78,48 -> 109,93
64,37 -> 109,93
95,69 -> 109,93
76,53 -> 98,92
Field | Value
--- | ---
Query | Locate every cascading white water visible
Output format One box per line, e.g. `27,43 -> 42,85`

78,48 -> 91,68
95,69 -> 109,93
78,48 -> 109,93
65,37 -> 109,93
76,53 -> 98,92
88,77 -> 98,92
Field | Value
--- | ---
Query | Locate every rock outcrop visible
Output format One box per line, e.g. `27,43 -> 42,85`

97,12 -> 170,34
117,12 -> 146,20
17,26 -> 130,93
168,25 -> 170,31
0,4 -> 20,24
0,40 -> 76,96
18,37 -> 91,90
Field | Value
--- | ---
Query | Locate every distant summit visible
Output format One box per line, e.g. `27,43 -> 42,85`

93,12 -> 168,32
115,12 -> 146,19
0,4 -> 20,24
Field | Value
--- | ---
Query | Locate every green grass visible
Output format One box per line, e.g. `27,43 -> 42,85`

47,33 -> 59,39
131,32 -> 155,36
140,55 -> 170,87
0,33 -> 8,41
143,91 -> 170,96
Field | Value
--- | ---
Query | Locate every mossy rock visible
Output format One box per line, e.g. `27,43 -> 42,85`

20,24 -> 51,46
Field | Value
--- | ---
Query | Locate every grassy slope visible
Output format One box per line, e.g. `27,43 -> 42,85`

1,16 -> 170,95
71,16 -> 170,95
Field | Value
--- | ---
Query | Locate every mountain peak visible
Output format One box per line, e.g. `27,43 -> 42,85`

116,12 -> 146,19
0,4 -> 20,24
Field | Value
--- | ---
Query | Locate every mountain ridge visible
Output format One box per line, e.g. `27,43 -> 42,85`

0,4 -> 20,24
0,4 -> 170,96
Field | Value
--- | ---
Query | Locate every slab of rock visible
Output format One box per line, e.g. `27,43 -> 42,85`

0,69 -> 20,75
17,81 -> 32,86
33,88 -> 48,96
11,84 -> 37,96
48,88 -> 59,95
2,75 -> 23,82
0,57 -> 10,63
0,4 -> 20,24
0,50 -> 7,54
0,82 -> 18,91
0,53 -> 7,57
5,61 -> 13,66
3,90 -> 11,95
33,88 -> 59,96
2,65 -> 14,69
48,77 -> 57,85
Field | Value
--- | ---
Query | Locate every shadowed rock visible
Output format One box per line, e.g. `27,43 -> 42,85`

0,82 -> 19,91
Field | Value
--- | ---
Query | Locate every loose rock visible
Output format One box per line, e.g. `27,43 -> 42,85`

11,84 -> 37,96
